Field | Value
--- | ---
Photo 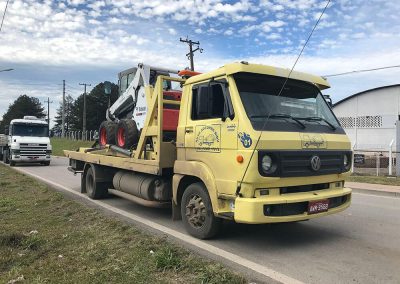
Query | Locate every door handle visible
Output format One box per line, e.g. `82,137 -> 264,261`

185,127 -> 193,133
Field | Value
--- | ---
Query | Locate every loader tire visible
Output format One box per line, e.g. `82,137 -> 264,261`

116,119 -> 139,149
99,121 -> 117,146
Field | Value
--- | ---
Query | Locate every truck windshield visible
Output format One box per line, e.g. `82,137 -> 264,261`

234,72 -> 343,133
12,124 -> 49,137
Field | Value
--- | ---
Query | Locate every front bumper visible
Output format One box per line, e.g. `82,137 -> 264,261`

234,187 -> 351,224
11,155 -> 51,163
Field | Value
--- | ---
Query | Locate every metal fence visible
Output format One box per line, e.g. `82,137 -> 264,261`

352,149 -> 397,176
53,130 -> 98,141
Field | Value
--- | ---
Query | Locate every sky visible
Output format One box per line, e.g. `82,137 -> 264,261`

0,0 -> 399,127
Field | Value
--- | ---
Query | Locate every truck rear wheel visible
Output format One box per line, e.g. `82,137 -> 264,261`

85,166 -> 108,199
181,182 -> 221,239
99,121 -> 117,146
3,150 -> 9,164
116,119 -> 139,149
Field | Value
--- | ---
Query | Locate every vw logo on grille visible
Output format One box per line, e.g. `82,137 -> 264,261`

310,155 -> 321,171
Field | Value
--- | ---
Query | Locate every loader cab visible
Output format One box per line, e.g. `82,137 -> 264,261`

118,67 -> 137,96
118,67 -> 173,97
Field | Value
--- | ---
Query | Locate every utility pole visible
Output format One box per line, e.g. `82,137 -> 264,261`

62,80 -> 65,137
180,37 -> 203,71
79,83 -> 91,132
44,97 -> 53,124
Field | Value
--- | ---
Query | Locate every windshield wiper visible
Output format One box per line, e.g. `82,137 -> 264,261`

299,116 -> 336,130
250,113 -> 306,129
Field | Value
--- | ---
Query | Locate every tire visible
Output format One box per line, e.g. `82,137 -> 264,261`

9,160 -> 15,167
3,150 -> 9,164
80,171 -> 87,193
181,182 -> 221,239
99,121 -> 117,146
41,161 -> 50,166
116,119 -> 139,149
85,166 -> 108,199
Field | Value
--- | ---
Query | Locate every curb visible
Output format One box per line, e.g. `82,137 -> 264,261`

350,187 -> 400,197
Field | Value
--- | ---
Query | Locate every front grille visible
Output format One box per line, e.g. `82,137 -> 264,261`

259,150 -> 351,177
263,194 -> 350,216
280,183 -> 330,194
19,143 -> 47,157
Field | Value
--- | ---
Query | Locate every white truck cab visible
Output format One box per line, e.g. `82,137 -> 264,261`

0,116 -> 52,166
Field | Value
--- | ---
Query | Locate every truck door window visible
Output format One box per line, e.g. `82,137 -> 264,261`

191,83 -> 227,120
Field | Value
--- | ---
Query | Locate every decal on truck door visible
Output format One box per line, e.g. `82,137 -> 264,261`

195,125 -> 221,152
238,132 -> 252,148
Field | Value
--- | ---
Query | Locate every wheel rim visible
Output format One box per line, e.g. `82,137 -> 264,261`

185,194 -> 207,228
117,127 -> 125,147
99,127 -> 107,145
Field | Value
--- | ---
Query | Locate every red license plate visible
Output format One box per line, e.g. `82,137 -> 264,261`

308,199 -> 329,214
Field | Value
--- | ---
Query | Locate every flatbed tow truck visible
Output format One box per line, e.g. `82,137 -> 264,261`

65,62 -> 352,239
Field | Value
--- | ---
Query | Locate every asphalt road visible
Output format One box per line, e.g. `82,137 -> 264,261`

8,157 -> 400,284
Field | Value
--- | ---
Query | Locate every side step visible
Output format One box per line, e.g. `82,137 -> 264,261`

67,166 -> 83,175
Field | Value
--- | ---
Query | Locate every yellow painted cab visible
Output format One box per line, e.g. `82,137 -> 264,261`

173,62 -> 351,236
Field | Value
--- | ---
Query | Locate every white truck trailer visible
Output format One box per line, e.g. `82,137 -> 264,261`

0,116 -> 52,166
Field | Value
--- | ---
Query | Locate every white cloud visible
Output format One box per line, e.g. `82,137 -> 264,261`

0,0 -> 399,125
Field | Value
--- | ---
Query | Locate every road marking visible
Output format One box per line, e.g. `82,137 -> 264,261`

353,192 -> 399,200
12,166 -> 304,284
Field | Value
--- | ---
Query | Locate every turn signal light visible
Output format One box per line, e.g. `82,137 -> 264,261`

236,155 -> 244,163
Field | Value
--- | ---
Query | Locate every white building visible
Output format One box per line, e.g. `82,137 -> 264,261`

332,84 -> 400,150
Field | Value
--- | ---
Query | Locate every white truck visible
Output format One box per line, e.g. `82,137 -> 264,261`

0,116 -> 52,166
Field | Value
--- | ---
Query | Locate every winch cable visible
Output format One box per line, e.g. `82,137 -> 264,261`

0,0 -> 10,34
236,0 -> 331,196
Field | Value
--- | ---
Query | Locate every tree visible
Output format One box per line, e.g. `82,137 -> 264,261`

53,95 -> 74,133
70,82 -> 119,131
0,95 -> 46,133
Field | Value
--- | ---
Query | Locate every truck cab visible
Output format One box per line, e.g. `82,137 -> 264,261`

0,116 -> 52,166
174,62 -> 351,229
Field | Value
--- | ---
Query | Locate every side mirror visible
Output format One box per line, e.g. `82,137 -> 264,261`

323,94 -> 333,108
104,81 -> 112,95
5,126 -> 9,135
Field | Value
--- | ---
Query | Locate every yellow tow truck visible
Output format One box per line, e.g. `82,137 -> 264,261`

65,62 -> 352,239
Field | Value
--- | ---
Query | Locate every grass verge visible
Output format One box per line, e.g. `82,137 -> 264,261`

50,138 -> 93,157
346,175 -> 400,186
0,164 -> 245,284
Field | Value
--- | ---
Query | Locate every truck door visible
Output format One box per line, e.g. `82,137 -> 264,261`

184,80 -> 238,193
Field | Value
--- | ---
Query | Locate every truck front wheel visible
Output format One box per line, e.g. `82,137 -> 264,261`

181,182 -> 221,239
85,166 -> 108,199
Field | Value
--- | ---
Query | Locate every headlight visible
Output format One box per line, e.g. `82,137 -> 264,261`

344,153 -> 351,171
258,152 -> 279,176
262,155 -> 272,172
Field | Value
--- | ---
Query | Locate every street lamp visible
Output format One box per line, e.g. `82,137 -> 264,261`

0,68 -> 13,72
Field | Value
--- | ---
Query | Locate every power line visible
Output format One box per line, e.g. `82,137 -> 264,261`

236,0 -> 331,196
323,64 -> 400,78
65,83 -> 82,91
0,0 -> 10,34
